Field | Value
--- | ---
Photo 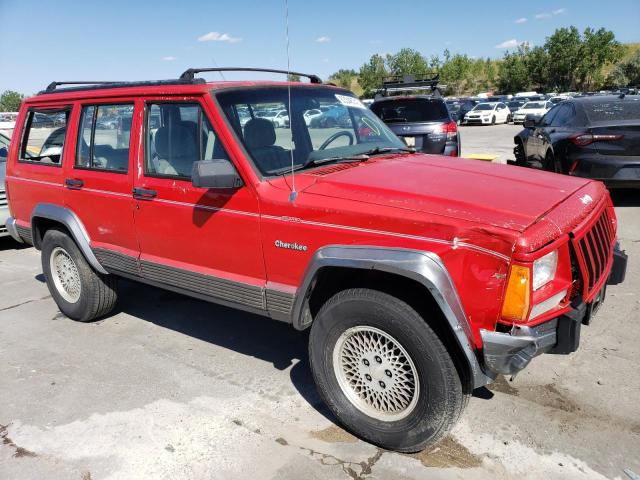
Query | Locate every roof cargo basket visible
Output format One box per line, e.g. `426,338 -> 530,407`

179,67 -> 322,84
375,73 -> 443,98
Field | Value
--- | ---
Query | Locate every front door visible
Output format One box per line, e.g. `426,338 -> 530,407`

63,100 -> 139,263
132,97 -> 266,310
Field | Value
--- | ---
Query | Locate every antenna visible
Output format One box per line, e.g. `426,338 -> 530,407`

211,58 -> 226,81
283,0 -> 297,202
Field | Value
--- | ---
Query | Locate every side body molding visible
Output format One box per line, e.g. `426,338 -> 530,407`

293,246 -> 492,388
31,203 -> 108,274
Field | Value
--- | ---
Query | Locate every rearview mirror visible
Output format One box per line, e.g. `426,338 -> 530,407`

192,159 -> 243,189
523,115 -> 538,129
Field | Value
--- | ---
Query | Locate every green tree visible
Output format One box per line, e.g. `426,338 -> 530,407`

286,74 -> 301,82
545,26 -> 582,90
525,46 -> 550,91
497,46 -> 530,93
358,54 -> 388,97
0,90 -> 24,112
577,28 -> 623,90
328,69 -> 358,89
607,50 -> 640,86
385,48 -> 429,76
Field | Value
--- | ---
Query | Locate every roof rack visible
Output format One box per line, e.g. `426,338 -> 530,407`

375,73 -> 442,98
44,81 -> 122,93
38,78 -> 205,95
179,67 -> 322,84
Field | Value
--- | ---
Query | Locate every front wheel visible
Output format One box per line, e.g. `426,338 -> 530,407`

42,228 -> 118,322
309,288 -> 467,452
491,115 -> 496,125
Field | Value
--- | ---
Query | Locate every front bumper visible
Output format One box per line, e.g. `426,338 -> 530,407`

4,216 -> 23,243
480,243 -> 627,376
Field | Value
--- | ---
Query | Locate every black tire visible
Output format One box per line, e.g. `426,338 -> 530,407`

507,114 -> 512,123
491,115 -> 496,125
544,150 -> 560,173
41,228 -> 118,322
514,141 -> 526,166
309,288 -> 466,452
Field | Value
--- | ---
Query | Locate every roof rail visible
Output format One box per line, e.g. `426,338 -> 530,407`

179,67 -> 322,84
44,81 -> 121,93
375,73 -> 442,98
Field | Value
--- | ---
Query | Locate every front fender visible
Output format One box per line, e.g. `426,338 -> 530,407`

293,245 -> 492,388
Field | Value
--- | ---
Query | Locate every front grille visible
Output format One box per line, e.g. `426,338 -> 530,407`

572,206 -> 615,300
0,190 -> 7,208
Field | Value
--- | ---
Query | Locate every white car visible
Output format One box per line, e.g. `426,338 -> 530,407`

272,110 -> 289,128
512,101 -> 553,124
303,108 -> 322,126
463,102 -> 511,125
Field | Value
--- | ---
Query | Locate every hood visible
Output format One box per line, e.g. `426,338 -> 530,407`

301,154 -> 591,232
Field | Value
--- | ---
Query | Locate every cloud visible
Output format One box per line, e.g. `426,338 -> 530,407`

321,58 -> 329,63
315,36 -> 331,43
515,17 -> 527,24
197,31 -> 242,43
552,8 -> 566,14
162,56 -> 176,61
535,12 -> 552,19
495,39 -> 520,49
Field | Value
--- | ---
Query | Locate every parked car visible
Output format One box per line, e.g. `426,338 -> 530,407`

308,105 -> 351,128
0,132 -> 9,237
457,98 -> 482,124
445,101 -> 462,124
0,112 -> 19,131
514,95 -> 640,188
5,68 -> 626,453
97,116 -> 119,130
303,108 -> 322,126
463,102 -> 511,125
507,99 -> 526,114
272,109 -> 290,128
512,101 -> 553,124
370,96 -> 460,155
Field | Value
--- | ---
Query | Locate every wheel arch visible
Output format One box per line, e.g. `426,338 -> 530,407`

293,246 -> 491,389
31,203 -> 108,274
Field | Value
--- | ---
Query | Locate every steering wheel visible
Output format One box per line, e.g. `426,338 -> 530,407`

319,130 -> 354,150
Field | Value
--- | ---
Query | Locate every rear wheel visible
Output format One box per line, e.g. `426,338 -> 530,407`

507,114 -> 512,123
544,150 -> 561,173
514,141 -> 526,166
42,228 -> 118,322
309,288 -> 467,452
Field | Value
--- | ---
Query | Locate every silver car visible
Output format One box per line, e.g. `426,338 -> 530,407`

0,132 -> 10,238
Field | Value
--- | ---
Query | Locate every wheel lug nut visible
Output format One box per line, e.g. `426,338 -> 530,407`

385,370 -> 392,377
365,374 -> 372,381
362,359 -> 370,366
375,356 -> 382,364
379,381 -> 386,388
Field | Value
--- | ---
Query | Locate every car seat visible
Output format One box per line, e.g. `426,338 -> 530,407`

243,118 -> 290,173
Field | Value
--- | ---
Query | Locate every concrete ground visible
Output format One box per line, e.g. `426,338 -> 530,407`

459,123 -> 521,164
1,126 -> 639,480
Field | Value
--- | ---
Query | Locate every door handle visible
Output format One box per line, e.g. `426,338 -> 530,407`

65,178 -> 84,189
133,187 -> 157,200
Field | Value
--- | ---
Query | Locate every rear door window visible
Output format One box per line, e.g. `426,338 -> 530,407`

19,108 -> 71,165
75,104 -> 133,172
551,104 -> 575,127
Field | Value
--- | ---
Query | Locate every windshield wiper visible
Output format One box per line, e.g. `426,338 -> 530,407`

301,154 -> 371,170
361,146 -> 416,156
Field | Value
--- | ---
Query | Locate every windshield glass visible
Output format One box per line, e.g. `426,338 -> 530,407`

584,98 -> 640,122
473,104 -> 494,111
216,86 -> 406,176
370,99 -> 449,123
524,102 -> 545,109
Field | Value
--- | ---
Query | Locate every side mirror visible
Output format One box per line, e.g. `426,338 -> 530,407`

192,159 -> 243,189
523,115 -> 537,129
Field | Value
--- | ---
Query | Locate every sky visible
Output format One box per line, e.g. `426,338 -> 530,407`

0,0 -> 638,95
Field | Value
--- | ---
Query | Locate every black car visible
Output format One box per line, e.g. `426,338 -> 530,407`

513,95 -> 640,188
507,99 -> 526,114
457,99 -> 482,124
370,96 -> 460,156
445,100 -> 462,123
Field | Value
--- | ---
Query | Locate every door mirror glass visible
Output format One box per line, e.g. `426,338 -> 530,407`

192,159 -> 243,189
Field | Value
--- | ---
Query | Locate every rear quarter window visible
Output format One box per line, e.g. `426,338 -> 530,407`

19,108 -> 70,166
584,98 -> 640,123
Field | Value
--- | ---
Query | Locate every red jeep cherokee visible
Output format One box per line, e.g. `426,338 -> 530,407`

4,69 -> 627,452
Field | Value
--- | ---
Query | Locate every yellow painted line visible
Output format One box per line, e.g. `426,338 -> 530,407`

466,154 -> 498,162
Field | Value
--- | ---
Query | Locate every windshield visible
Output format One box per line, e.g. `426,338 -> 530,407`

370,99 -> 449,123
584,98 -> 640,122
524,102 -> 545,109
473,103 -> 494,111
216,86 -> 406,176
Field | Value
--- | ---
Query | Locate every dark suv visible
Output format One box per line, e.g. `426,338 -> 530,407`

370,96 -> 460,156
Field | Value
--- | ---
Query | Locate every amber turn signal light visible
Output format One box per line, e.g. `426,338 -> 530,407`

501,264 -> 531,321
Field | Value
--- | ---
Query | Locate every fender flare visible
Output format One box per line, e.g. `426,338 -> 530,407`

292,245 -> 491,388
31,203 -> 108,274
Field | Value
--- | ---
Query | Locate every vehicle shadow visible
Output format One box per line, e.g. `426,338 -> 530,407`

114,279 -> 334,421
609,189 -> 640,207
0,237 -> 30,251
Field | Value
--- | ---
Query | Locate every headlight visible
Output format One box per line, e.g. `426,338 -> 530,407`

532,250 -> 558,290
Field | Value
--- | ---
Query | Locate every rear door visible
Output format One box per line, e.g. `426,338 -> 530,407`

63,100 -> 139,261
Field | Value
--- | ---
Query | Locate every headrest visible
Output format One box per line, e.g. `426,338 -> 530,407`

244,118 -> 276,149
155,124 -> 197,159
